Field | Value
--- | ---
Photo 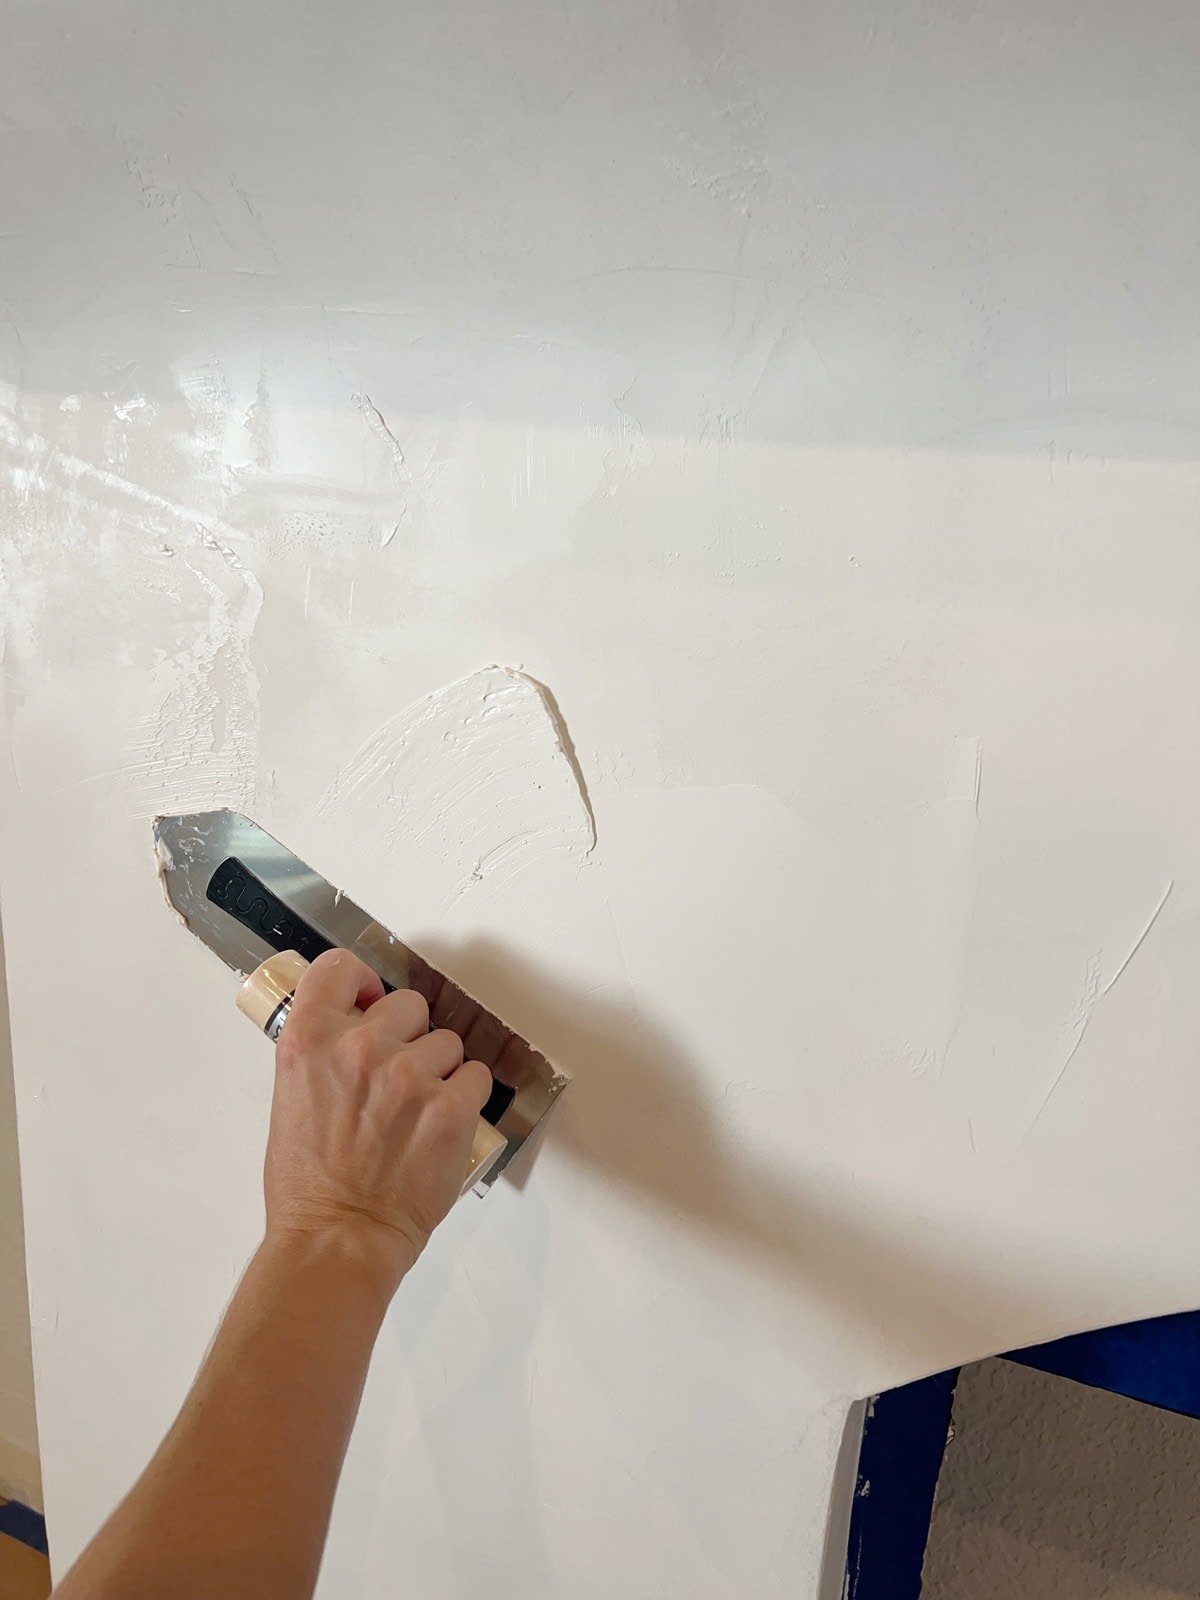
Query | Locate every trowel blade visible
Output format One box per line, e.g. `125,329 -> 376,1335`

152,809 -> 568,1186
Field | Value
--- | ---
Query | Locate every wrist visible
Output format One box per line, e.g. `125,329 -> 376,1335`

259,1216 -> 414,1313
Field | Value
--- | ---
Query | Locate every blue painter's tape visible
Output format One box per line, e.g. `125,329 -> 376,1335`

843,1367 -> 958,1600
0,1497 -> 48,1555
1007,1308 -> 1200,1420
843,1309 -> 1200,1599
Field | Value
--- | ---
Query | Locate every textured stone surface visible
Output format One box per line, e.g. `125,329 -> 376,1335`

924,1359 -> 1200,1599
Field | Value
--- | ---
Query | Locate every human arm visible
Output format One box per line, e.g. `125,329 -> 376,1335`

52,948 -> 492,1600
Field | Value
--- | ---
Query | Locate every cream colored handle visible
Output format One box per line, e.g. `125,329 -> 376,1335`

236,949 -> 309,1035
236,951 -> 507,1195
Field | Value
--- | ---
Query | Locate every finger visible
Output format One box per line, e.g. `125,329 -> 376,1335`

493,1030 -> 534,1084
293,948 -> 385,1017
356,987 -> 429,1045
444,1058 -> 494,1117
404,1027 -> 465,1080
462,1009 -> 510,1071
429,981 -> 478,1037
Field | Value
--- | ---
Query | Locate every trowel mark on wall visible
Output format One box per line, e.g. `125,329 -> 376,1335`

124,147 -> 201,268
1020,879 -> 1175,1144
121,542 -> 262,819
0,405 -> 262,817
353,392 -> 413,527
0,410 -> 248,554
315,666 -> 594,915
504,669 -> 598,850
1100,879 -> 1174,998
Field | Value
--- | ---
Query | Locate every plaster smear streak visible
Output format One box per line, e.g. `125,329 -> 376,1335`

121,526 -> 263,820
315,666 -> 595,919
0,401 -> 262,816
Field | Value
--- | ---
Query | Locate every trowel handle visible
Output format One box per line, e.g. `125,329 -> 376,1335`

236,950 -> 508,1195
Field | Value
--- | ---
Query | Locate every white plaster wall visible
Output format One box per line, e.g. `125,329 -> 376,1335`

923,1360 -> 1200,1600
1,3 -> 1199,1595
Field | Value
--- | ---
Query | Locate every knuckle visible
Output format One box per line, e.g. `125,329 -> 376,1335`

337,1027 -> 377,1076
429,1027 -> 465,1061
388,1050 -> 421,1089
360,988 -> 427,1046
278,1012 -> 320,1063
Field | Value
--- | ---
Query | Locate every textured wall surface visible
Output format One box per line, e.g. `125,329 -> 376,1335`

2,4 -> 1200,1596
924,1360 -> 1200,1600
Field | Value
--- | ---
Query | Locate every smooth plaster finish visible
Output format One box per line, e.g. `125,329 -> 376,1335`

2,2 -> 1200,1594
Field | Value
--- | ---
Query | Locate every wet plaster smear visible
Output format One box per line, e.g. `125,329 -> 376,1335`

2,4 -> 1200,1594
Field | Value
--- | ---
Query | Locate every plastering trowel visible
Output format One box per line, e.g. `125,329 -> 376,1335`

152,810 -> 569,1195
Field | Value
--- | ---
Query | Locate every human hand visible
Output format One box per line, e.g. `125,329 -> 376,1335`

262,949 -> 493,1292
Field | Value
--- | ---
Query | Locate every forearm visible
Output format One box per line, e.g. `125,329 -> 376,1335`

53,947 -> 489,1599
54,1228 -> 402,1600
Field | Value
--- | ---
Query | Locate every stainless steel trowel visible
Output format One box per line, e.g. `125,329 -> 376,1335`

152,810 -> 569,1195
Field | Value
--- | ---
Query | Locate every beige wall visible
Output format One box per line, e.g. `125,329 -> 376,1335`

0,911 -> 41,1509
923,1358 -> 1200,1600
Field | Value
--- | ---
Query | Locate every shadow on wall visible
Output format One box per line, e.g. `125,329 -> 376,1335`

416,935 -> 1054,1384
0,905 -> 42,1508
376,933 -> 1080,1598
3,0 -> 1200,462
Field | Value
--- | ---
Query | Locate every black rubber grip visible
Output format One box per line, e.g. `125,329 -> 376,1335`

206,857 -> 335,963
206,855 -> 513,1126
